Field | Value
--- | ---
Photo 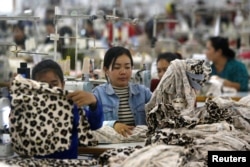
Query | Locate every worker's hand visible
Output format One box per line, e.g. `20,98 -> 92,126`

114,122 -> 134,137
66,90 -> 97,108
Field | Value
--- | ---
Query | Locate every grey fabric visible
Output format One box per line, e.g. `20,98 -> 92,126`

186,72 -> 205,90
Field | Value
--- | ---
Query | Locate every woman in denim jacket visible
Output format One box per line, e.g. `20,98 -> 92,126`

93,46 -> 152,137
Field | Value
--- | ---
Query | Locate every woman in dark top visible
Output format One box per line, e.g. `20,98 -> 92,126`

206,36 -> 249,91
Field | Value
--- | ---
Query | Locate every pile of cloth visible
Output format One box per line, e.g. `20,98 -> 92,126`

2,60 -> 250,167
93,125 -> 148,144
98,59 -> 250,167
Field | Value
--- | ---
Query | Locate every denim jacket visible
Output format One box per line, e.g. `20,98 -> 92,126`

93,82 -> 152,127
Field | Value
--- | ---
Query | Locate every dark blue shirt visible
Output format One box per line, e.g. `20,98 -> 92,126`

211,59 -> 249,91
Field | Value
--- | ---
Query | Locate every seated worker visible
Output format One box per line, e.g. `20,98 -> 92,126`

83,19 -> 102,40
13,21 -> 27,50
92,46 -> 152,137
150,52 -> 181,91
32,59 -> 103,159
206,36 -> 249,91
44,19 -> 55,44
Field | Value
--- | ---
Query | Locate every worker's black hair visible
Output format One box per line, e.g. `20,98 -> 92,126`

103,46 -> 133,81
209,36 -> 235,59
156,52 -> 181,63
32,59 -> 64,84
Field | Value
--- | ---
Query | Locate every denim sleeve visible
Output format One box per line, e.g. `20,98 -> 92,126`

84,99 -> 104,130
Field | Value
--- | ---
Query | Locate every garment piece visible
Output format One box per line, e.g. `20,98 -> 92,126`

9,75 -> 96,157
145,129 -> 193,146
211,59 -> 249,91
109,144 -> 185,167
98,145 -> 143,166
35,105 -> 79,159
102,96 -> 250,166
146,59 -> 211,111
0,157 -> 98,167
145,59 -> 211,134
93,82 -> 152,127
93,125 -> 147,144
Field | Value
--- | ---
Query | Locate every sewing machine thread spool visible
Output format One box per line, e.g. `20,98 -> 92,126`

65,56 -> 71,76
82,56 -> 90,81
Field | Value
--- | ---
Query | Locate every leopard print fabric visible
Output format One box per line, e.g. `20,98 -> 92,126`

146,103 -> 197,135
203,99 -> 233,124
9,75 -> 96,157
98,145 -> 143,166
145,130 -> 193,146
1,157 -> 98,167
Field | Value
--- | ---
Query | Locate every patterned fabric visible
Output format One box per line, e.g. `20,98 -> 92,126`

145,129 -> 193,146
9,75 -> 96,157
99,96 -> 250,167
0,157 -> 98,167
98,145 -> 143,166
146,59 -> 211,113
145,59 -> 211,135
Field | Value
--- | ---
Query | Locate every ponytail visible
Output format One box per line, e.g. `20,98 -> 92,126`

209,36 -> 235,60
224,48 -> 235,59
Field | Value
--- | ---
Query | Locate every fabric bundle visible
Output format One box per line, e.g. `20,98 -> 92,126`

9,75 -> 96,157
146,59 -> 211,111
146,59 -> 211,134
1,157 -> 98,167
97,59 -> 250,166
100,97 -> 250,167
93,125 -> 147,144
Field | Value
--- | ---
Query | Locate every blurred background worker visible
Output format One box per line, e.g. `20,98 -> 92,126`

205,36 -> 249,91
13,21 -> 27,50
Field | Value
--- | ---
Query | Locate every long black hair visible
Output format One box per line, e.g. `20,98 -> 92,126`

103,46 -> 133,81
103,46 -> 133,70
209,36 -> 235,59
156,52 -> 181,63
